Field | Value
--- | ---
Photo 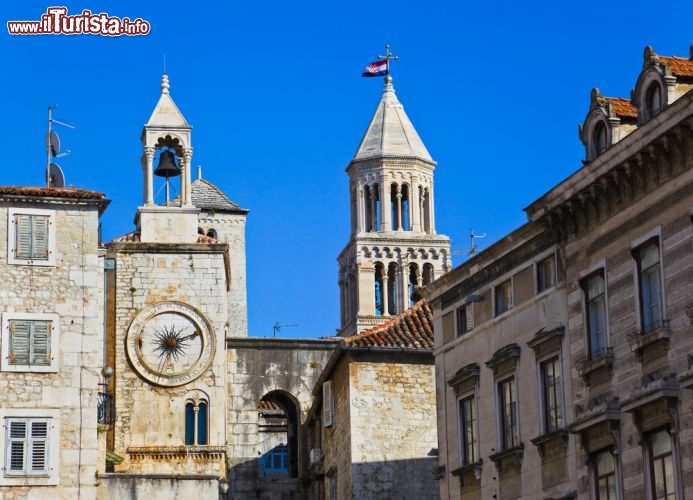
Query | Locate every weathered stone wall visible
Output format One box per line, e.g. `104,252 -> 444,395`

226,338 -> 339,499
97,473 -> 219,499
107,244 -> 229,477
0,202 -> 104,499
348,358 -> 438,500
198,212 -> 247,338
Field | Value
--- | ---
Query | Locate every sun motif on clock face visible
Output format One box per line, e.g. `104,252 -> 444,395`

126,302 -> 215,387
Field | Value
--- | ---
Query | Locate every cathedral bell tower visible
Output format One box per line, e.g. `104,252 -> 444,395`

137,74 -> 199,243
338,74 -> 451,336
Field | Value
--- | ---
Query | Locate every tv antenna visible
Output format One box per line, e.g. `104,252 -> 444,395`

272,322 -> 299,338
46,106 -> 74,188
468,229 -> 486,256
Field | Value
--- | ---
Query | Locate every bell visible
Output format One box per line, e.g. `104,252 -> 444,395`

154,150 -> 181,178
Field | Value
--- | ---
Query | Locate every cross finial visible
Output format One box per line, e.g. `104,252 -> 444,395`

378,44 -> 399,74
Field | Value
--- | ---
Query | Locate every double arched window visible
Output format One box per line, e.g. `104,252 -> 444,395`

185,398 -> 208,445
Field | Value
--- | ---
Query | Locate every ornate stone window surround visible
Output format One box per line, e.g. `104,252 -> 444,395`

627,228 -> 671,361
486,344 -> 523,469
527,327 -> 569,456
448,363 -> 482,484
621,375 -> 683,499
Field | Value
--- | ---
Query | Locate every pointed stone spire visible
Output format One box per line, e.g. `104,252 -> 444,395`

146,74 -> 190,127
352,76 -> 432,162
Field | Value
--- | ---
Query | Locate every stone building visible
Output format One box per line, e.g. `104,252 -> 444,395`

424,45 -> 693,500
306,300 -> 438,500
0,186 -> 109,499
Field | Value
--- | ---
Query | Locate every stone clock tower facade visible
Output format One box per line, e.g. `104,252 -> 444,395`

338,76 -> 451,335
104,75 -> 246,493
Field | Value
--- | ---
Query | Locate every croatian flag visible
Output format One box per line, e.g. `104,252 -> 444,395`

362,60 -> 388,77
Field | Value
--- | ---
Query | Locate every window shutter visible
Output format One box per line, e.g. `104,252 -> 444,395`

9,320 -> 30,364
31,215 -> 49,260
29,421 -> 48,474
7,420 -> 27,474
322,380 -> 334,428
31,321 -> 51,365
14,215 -> 33,259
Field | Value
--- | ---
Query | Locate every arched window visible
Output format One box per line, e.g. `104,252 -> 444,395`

592,121 -> 607,158
422,189 -> 431,234
422,263 -> 434,286
387,262 -> 398,314
374,263 -> 384,315
185,400 -> 208,445
646,83 -> 662,118
197,227 -> 204,235
206,228 -> 217,239
401,184 -> 410,231
408,264 -> 420,307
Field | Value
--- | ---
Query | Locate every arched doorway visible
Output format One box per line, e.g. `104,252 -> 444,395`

258,391 -> 300,478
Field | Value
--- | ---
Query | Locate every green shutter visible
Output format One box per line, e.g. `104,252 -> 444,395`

14,215 -> 33,259
31,216 -> 49,260
31,321 -> 51,365
9,320 -> 30,364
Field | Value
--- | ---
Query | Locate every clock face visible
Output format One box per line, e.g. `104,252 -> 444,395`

126,302 -> 215,387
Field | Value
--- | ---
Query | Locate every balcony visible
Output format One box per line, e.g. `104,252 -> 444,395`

627,319 -> 671,361
575,347 -> 613,386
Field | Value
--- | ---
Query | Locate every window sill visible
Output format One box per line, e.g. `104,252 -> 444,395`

530,429 -> 569,458
488,443 -> 523,471
451,460 -> 482,486
627,321 -> 671,361
575,348 -> 613,386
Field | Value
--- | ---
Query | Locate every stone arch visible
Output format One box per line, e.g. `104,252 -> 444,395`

258,390 -> 300,478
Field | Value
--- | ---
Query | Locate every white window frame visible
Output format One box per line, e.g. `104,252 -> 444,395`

0,408 -> 60,486
8,208 -> 56,267
1,313 -> 59,373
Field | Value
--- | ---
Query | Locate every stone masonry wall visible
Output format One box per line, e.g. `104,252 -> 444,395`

0,203 -> 104,500
349,359 -> 438,500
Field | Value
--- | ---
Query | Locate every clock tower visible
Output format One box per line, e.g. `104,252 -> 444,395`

105,75 -> 240,484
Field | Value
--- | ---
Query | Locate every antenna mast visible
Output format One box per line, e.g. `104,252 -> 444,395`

272,322 -> 299,338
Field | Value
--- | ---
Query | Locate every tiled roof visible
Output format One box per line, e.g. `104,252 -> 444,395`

258,399 -> 285,417
344,300 -> 433,349
659,56 -> 693,77
190,179 -> 245,212
0,186 -> 105,200
605,97 -> 637,118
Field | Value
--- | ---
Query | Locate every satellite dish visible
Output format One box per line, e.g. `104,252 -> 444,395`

46,130 -> 60,157
48,163 -> 65,188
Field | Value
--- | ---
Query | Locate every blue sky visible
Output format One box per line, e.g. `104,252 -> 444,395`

2,2 -> 691,338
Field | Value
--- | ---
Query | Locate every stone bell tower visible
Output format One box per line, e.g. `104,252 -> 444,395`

338,74 -> 451,336
137,74 -> 199,243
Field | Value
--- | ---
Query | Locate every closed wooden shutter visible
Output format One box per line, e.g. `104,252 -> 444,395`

9,320 -> 30,364
14,214 -> 49,260
7,420 -> 27,474
31,321 -> 51,365
322,380 -> 334,428
29,421 -> 49,474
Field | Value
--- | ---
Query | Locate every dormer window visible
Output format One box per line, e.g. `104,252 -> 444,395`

591,121 -> 608,159
646,82 -> 662,119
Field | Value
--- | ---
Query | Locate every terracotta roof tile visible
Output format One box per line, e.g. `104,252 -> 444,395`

0,185 -> 105,200
344,300 -> 433,350
258,399 -> 285,417
659,56 -> 693,78
605,97 -> 637,118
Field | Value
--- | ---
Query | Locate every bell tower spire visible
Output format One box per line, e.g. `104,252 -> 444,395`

136,74 -> 200,243
338,61 -> 451,336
